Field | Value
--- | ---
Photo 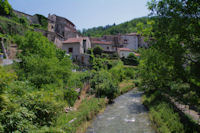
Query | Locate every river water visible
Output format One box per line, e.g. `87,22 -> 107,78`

86,90 -> 155,133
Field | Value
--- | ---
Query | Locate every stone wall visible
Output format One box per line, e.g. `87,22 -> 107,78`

48,14 -> 78,40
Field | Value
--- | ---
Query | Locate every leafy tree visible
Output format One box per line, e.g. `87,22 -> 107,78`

139,0 -> 200,109
15,31 -> 72,88
82,17 -> 149,37
17,55 -> 71,88
122,53 -> 139,66
17,31 -> 57,58
0,0 -> 12,16
64,88 -> 78,106
93,46 -> 103,56
90,70 -> 118,102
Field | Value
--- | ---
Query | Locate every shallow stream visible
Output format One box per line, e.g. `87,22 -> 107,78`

86,90 -> 155,133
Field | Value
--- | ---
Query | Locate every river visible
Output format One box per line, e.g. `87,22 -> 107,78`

86,89 -> 155,133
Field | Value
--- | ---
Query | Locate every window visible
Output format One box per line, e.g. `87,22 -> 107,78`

62,31 -> 64,37
69,48 -> 73,53
83,40 -> 86,53
107,47 -> 110,50
124,39 -> 128,44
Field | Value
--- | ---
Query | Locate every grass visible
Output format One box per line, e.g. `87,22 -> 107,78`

34,97 -> 107,133
142,91 -> 200,133
118,79 -> 135,94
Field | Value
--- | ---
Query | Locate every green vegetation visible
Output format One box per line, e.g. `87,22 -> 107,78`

35,14 -> 48,29
0,16 -> 28,35
0,30 -> 74,132
143,91 -> 199,133
0,0 -> 12,16
121,53 -> 139,66
82,17 -> 148,37
138,0 -> 200,132
0,24 -> 137,132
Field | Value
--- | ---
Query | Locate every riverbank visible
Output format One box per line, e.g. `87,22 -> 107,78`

142,91 -> 200,133
86,89 -> 155,133
67,79 -> 136,133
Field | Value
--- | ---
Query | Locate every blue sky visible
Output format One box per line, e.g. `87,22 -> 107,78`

8,0 -> 150,30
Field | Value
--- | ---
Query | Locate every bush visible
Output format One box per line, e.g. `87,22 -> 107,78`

109,61 -> 125,82
122,53 -> 139,66
16,31 -> 57,58
124,67 -> 136,79
93,46 -> 103,56
143,91 -> 185,133
64,88 -> 79,106
16,55 -> 71,88
0,0 -> 12,16
90,70 -> 118,101
138,48 -> 174,91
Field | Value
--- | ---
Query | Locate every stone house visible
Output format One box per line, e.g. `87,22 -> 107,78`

62,37 -> 91,65
13,10 -> 37,24
117,48 -> 135,58
117,48 -> 140,58
120,33 -> 139,50
97,33 -> 149,51
48,14 -> 79,40
91,39 -> 116,52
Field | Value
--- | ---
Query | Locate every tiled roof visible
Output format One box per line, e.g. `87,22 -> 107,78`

117,48 -> 132,51
91,40 -> 112,45
134,53 -> 140,57
62,37 -> 83,44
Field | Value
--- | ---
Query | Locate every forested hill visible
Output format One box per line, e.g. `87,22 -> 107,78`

81,16 -> 149,37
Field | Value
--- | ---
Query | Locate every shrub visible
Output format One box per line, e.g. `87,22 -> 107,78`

90,70 -> 118,101
16,55 -> 71,88
16,31 -> 57,58
93,46 -> 103,56
122,53 -> 139,66
138,48 -> 174,91
64,88 -> 79,106
109,61 -> 125,82
124,67 -> 136,79
0,0 -> 12,16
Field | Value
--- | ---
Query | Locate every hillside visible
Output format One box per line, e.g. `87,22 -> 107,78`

82,16 -> 149,37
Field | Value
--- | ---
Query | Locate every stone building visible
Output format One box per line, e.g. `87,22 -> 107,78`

13,10 -> 36,24
62,37 -> 91,65
120,33 -> 139,50
94,33 -> 149,51
117,48 -> 140,58
91,40 -> 116,52
48,14 -> 79,40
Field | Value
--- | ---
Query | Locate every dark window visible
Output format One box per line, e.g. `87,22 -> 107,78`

62,31 -> 64,37
69,48 -> 73,53
124,39 -> 128,44
107,47 -> 109,50
83,40 -> 86,53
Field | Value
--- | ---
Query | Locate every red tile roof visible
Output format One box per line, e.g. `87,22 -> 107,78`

62,37 -> 83,44
134,53 -> 140,57
91,41 -> 112,45
117,48 -> 132,51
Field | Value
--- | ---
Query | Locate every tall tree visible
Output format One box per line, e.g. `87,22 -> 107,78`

0,0 -> 12,16
139,0 -> 200,100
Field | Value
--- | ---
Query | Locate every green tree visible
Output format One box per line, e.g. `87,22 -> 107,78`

90,70 -> 118,102
93,46 -> 103,56
122,53 -> 139,66
0,0 -> 12,16
139,0 -> 200,108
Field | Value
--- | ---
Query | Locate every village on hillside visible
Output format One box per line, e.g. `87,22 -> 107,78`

1,9 -> 148,66
1,0 -> 199,132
